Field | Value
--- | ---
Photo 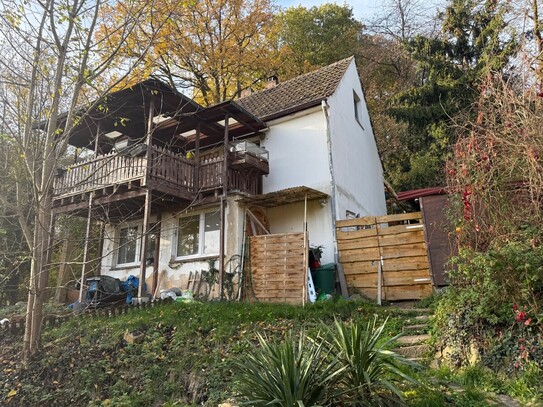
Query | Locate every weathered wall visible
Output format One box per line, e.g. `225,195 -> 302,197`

267,200 -> 335,264
261,107 -> 331,195
100,195 -> 245,296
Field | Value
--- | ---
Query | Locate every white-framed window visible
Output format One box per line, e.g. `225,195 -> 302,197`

116,222 -> 158,267
176,211 -> 220,259
117,225 -> 139,265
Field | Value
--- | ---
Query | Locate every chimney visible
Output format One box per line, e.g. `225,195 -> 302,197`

240,87 -> 253,98
265,75 -> 278,89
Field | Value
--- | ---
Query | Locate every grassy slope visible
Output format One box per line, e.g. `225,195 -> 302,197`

0,299 -> 512,406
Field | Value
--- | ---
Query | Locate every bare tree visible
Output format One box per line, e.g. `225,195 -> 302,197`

367,0 -> 443,40
0,0 -> 169,360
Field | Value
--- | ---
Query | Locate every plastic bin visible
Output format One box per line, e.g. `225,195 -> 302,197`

314,263 -> 336,294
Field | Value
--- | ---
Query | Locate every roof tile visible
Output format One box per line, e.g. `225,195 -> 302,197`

236,57 -> 353,120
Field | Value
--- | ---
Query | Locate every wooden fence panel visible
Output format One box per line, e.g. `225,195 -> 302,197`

249,233 -> 306,305
337,212 -> 433,301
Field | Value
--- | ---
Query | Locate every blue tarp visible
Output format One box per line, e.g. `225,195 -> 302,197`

120,275 -> 146,304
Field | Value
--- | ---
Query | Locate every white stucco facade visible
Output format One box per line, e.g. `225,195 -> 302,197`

326,61 -> 387,218
261,107 -> 332,194
255,59 -> 386,263
100,195 -> 245,291
99,58 -> 386,291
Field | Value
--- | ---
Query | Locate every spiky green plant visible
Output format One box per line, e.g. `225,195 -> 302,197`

233,332 -> 342,406
325,318 -> 420,406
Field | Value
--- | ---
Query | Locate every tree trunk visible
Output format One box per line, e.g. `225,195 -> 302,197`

55,237 -> 74,303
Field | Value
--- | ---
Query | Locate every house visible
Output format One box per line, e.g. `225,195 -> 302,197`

51,57 -> 386,302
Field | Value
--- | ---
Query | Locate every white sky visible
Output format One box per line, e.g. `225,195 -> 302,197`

276,0 -> 395,21
275,0 -> 444,23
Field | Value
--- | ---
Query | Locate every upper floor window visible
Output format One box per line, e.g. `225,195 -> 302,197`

353,90 -> 364,129
176,211 -> 220,258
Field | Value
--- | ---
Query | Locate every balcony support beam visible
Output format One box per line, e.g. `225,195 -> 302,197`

78,192 -> 94,303
194,122 -> 200,196
219,114 -> 229,301
138,95 -> 155,298
137,188 -> 152,299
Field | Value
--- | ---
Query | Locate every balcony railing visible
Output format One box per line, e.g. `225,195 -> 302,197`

53,145 -> 263,199
53,151 -> 147,197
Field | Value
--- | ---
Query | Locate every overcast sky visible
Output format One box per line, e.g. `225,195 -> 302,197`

275,0 -> 444,24
276,0 -> 394,21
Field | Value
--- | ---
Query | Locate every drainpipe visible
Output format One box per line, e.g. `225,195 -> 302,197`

321,100 -> 342,285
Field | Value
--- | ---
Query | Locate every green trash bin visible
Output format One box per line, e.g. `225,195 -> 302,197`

314,263 -> 336,294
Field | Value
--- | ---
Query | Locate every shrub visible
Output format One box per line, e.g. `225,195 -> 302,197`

324,318 -> 420,406
233,318 -> 420,407
233,332 -> 340,406
435,241 -> 543,369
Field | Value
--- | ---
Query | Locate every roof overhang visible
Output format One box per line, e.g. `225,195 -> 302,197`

154,100 -> 267,150
238,186 -> 329,208
55,79 -> 267,153
396,187 -> 447,201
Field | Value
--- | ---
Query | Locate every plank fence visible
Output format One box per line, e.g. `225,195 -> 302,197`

248,232 -> 307,305
0,298 -> 170,335
337,212 -> 434,301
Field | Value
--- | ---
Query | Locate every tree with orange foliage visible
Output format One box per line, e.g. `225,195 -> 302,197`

97,0 -> 276,105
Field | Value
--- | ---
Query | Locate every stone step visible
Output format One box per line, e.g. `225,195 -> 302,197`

394,344 -> 430,358
403,324 -> 428,331
391,307 -> 433,314
396,334 -> 431,346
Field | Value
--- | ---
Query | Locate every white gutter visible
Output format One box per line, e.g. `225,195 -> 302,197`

321,100 -> 340,269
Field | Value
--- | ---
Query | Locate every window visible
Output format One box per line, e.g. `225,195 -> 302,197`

116,223 -> 158,266
117,226 -> 138,265
177,211 -> 220,258
353,90 -> 364,128
177,215 -> 200,257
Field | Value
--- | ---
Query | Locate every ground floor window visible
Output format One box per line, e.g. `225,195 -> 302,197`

116,223 -> 158,266
177,211 -> 220,258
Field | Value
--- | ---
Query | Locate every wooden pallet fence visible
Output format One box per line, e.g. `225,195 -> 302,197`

249,232 -> 307,305
337,212 -> 433,301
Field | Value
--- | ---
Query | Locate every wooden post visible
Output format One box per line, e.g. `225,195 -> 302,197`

77,122 -> 101,304
138,189 -> 152,299
376,217 -> 384,305
137,95 -> 155,299
194,122 -> 200,194
96,222 -> 105,276
377,256 -> 383,306
151,213 -> 161,296
78,192 -> 94,303
303,194 -> 308,305
219,114 -> 229,300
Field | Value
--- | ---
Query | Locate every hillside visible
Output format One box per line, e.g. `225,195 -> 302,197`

0,299 -> 529,406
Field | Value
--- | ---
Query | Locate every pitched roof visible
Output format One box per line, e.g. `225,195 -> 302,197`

236,56 -> 353,121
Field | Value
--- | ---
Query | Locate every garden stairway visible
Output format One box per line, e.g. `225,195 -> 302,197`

391,307 -> 433,362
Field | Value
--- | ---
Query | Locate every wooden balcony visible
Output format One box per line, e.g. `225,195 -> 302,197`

52,145 -> 266,216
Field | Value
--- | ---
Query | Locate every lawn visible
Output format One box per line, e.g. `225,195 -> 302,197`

0,299 -> 531,406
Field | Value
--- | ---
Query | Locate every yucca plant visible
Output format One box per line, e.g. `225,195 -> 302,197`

233,332 -> 343,406
324,318 -> 420,406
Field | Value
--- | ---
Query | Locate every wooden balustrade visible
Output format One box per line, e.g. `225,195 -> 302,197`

53,151 -> 146,197
53,145 -> 263,199
199,155 -> 223,191
148,145 -> 195,189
